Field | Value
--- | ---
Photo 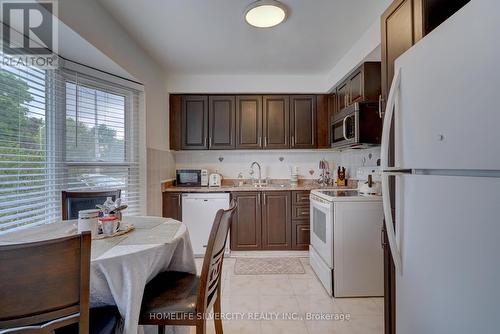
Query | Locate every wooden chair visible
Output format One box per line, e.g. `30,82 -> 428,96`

61,190 -> 121,220
0,232 -> 91,333
139,200 -> 237,334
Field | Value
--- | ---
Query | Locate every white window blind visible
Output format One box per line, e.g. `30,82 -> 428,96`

0,53 -> 142,232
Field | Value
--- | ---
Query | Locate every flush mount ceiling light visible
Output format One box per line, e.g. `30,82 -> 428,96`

244,0 -> 287,28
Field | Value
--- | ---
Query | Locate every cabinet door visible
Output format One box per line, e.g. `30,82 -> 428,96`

181,96 -> 208,150
290,95 -> 316,149
349,68 -> 364,104
169,95 -> 182,150
162,193 -> 182,221
292,221 -> 310,250
337,81 -> 349,111
209,96 -> 235,149
235,96 -> 262,149
381,0 -> 423,100
263,96 -> 290,149
316,94 -> 331,149
261,191 -> 291,250
230,192 -> 262,250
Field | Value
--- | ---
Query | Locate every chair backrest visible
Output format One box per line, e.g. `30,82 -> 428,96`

0,232 -> 91,333
62,190 -> 121,220
197,200 -> 237,314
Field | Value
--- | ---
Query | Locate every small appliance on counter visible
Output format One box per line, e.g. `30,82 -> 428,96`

209,172 -> 222,187
359,175 -> 381,195
175,169 -> 208,187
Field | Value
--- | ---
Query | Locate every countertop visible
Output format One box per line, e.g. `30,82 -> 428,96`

161,179 -> 358,193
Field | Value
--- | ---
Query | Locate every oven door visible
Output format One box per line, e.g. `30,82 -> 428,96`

331,108 -> 359,149
310,193 -> 334,267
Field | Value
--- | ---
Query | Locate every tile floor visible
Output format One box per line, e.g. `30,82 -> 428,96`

189,257 -> 384,334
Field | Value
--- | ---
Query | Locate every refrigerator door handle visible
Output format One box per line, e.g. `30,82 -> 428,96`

380,67 -> 401,171
380,67 -> 403,275
382,173 -> 403,275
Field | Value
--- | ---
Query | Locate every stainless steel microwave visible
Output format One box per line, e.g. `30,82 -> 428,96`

175,169 -> 208,187
331,102 -> 382,149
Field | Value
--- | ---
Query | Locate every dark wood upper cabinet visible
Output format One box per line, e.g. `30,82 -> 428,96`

349,68 -> 363,103
261,191 -> 291,250
235,95 -> 263,149
169,95 -> 182,151
316,94 -> 331,149
336,62 -> 381,113
381,0 -> 423,101
162,192 -> 182,221
230,192 -> 262,251
263,95 -> 290,149
181,95 -> 208,150
290,95 -> 316,149
336,81 -> 349,111
209,96 -> 235,150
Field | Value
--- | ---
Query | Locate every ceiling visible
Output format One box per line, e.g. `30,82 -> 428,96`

97,0 -> 389,76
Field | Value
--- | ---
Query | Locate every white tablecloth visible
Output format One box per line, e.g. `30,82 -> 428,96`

0,216 -> 197,334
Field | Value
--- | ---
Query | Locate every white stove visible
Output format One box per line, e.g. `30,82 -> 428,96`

309,188 -> 384,297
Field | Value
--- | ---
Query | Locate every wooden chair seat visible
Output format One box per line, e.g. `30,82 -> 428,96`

138,201 -> 237,334
139,272 -> 199,325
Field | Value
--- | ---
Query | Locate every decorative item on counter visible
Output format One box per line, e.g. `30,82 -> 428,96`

336,166 -> 347,187
99,215 -> 120,236
318,159 -> 331,186
78,209 -> 100,237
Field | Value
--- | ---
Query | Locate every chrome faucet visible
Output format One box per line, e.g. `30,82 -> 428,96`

249,161 -> 264,187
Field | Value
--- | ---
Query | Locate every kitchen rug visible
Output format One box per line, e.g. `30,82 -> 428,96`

234,257 -> 305,275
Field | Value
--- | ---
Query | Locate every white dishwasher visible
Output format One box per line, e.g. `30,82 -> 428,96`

182,193 -> 230,256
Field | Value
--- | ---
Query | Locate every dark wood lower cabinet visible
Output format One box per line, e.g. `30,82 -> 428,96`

230,190 -> 309,251
261,191 -> 291,250
230,192 -> 262,251
162,193 -> 182,221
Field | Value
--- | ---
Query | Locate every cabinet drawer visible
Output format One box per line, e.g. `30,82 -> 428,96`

292,221 -> 310,250
292,206 -> 310,220
292,191 -> 310,205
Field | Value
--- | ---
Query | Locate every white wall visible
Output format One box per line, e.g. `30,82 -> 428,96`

324,18 -> 383,91
167,74 -> 326,94
57,0 -> 172,215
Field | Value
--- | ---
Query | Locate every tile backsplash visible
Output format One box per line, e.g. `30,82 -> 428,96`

173,147 -> 380,181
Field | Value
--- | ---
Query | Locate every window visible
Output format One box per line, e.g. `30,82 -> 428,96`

0,54 -> 143,232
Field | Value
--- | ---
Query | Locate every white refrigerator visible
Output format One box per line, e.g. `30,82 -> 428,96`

381,1 -> 500,333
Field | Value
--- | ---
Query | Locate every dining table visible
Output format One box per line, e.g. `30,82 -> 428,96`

0,216 -> 197,334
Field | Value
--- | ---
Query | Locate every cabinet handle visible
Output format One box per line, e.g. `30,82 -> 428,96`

209,137 -> 212,147
263,194 -> 266,205
178,196 -> 181,207
204,137 -> 207,147
379,95 -> 384,119
291,135 -> 295,147
259,136 -> 262,146
264,137 -> 267,147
